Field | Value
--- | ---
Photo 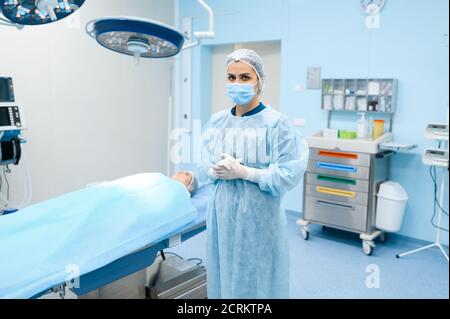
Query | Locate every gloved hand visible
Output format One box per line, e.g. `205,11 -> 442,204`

213,154 -> 260,183
213,154 -> 246,180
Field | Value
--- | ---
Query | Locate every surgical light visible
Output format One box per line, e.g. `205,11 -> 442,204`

86,17 -> 186,63
0,0 -> 85,27
85,0 -> 215,64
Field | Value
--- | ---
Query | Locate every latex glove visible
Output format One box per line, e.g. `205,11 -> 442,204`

213,154 -> 248,180
216,153 -> 242,170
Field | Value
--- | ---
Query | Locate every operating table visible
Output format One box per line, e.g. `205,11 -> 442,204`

0,174 -> 213,298
36,184 -> 212,299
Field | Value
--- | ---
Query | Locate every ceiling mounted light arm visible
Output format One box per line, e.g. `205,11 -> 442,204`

182,0 -> 215,50
194,0 -> 214,39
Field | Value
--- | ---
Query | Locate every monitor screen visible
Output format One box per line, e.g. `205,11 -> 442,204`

0,78 -> 14,102
0,107 -> 11,127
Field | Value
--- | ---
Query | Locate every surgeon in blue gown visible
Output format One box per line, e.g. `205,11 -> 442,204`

192,49 -> 309,299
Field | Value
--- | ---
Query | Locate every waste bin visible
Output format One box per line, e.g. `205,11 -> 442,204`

375,181 -> 408,232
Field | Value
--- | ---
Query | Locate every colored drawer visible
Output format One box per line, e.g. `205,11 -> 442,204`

305,184 -> 369,206
306,173 -> 370,193
308,160 -> 370,180
310,148 -> 371,167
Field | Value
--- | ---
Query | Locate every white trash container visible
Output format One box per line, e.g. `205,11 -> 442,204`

375,181 -> 408,233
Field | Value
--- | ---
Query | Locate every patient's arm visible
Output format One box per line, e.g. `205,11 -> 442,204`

171,172 -> 198,196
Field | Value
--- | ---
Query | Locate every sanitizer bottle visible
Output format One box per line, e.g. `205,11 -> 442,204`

357,112 -> 369,139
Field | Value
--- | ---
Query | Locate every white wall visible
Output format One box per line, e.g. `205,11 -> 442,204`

1,0 -> 175,206
211,41 -> 281,114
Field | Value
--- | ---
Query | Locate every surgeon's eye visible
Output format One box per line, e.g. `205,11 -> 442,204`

228,74 -> 236,81
240,75 -> 250,81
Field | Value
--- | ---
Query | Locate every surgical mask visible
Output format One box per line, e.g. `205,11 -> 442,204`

226,83 -> 256,106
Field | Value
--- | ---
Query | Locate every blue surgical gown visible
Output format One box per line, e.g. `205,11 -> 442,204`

195,106 -> 309,299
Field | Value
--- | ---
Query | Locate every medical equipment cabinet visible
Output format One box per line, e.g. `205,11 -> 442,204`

298,78 -> 400,256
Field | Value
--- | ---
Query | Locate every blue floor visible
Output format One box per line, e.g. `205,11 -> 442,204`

169,212 -> 449,299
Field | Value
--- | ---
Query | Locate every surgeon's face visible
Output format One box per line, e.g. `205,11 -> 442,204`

227,61 -> 260,93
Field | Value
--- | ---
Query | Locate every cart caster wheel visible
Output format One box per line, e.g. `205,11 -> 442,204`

301,228 -> 310,240
379,233 -> 388,243
362,241 -> 374,256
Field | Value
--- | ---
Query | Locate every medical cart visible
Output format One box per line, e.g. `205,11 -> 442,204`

298,78 -> 416,255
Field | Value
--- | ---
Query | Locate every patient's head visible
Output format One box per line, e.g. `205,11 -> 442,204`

171,171 -> 198,196
172,172 -> 191,187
